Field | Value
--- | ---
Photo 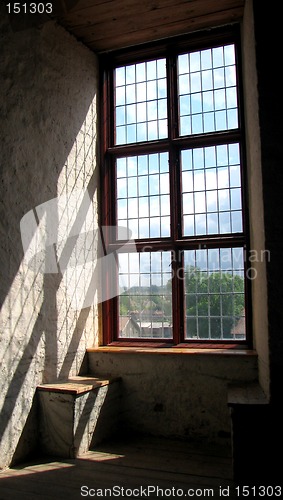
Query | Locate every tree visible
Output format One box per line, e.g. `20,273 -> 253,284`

119,266 -> 245,340
185,266 -> 245,339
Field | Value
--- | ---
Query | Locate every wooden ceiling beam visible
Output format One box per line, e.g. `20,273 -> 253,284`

53,0 -> 245,53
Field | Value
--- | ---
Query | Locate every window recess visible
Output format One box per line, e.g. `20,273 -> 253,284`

101,26 -> 250,347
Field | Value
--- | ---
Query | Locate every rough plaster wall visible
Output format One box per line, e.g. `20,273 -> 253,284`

0,9 -> 99,468
242,0 -> 269,397
89,351 -> 258,445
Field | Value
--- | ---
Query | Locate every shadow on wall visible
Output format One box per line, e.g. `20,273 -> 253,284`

0,6 -> 99,468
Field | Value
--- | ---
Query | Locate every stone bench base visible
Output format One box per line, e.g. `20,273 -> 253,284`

37,376 -> 121,458
228,382 -> 269,481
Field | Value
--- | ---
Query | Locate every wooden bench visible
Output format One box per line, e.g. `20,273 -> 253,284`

228,382 -> 269,481
37,376 -> 121,458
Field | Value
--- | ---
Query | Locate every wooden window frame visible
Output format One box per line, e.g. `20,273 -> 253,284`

100,25 -> 252,348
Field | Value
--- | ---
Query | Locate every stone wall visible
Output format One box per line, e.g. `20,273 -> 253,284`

88,349 -> 258,445
0,8 -> 99,468
242,0 -> 269,397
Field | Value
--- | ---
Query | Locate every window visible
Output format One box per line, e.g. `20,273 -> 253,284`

101,26 -> 250,347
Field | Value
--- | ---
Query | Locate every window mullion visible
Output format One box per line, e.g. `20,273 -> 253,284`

167,52 -> 179,141
167,52 -> 185,344
167,52 -> 182,242
171,249 -> 185,344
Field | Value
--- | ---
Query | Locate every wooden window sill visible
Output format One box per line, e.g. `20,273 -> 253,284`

87,345 -> 256,356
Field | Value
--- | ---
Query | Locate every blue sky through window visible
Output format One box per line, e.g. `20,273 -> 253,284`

115,59 -> 167,144
112,39 -> 245,341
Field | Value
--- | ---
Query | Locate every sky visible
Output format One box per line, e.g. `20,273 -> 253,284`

115,44 -> 238,144
114,44 -> 244,295
116,143 -> 242,240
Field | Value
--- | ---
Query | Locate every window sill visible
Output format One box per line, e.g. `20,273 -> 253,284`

87,344 -> 256,356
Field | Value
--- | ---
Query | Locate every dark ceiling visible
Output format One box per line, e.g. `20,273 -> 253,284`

50,0 -> 245,53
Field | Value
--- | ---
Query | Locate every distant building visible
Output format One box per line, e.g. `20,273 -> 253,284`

120,313 -> 172,338
231,310 -> 246,340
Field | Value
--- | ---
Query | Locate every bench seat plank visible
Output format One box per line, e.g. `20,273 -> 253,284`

37,376 -> 116,395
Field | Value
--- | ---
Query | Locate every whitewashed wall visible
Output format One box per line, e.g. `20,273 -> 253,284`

0,8 -> 99,468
